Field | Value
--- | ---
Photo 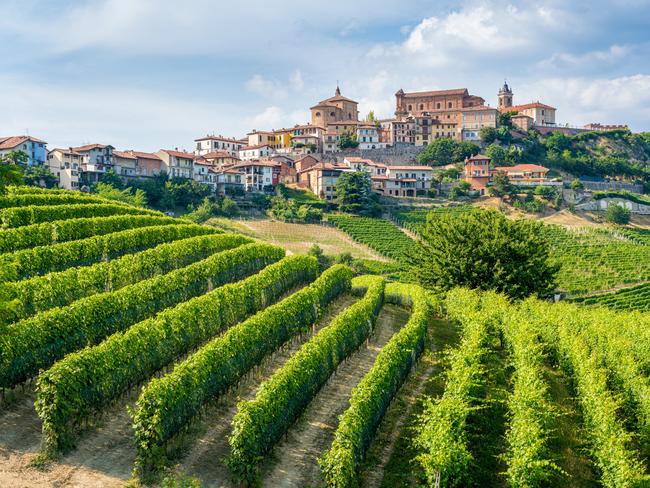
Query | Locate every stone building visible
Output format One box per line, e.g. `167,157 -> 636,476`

497,82 -> 556,126
310,86 -> 359,128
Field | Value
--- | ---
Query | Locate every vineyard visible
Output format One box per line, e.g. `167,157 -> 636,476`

1,186 -> 650,487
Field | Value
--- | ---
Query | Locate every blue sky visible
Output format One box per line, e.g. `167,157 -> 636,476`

1,0 -> 649,151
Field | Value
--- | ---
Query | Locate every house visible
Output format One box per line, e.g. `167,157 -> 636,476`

194,135 -> 244,157
47,148 -> 82,190
414,116 -> 459,145
291,125 -> 323,152
372,165 -> 433,197
294,154 -> 320,173
357,123 -> 384,149
239,144 -> 273,161
343,157 -> 387,177
113,150 -> 138,177
380,118 -> 416,145
230,160 -> 281,192
463,154 -> 491,195
298,162 -> 347,201
460,106 -> 498,141
193,160 -> 218,191
247,129 -> 292,151
0,135 -> 47,165
71,144 -> 115,183
196,151 -> 240,168
156,149 -> 194,178
498,82 -> 556,126
510,114 -> 534,132
494,164 -> 549,184
212,167 -> 245,195
125,151 -> 163,177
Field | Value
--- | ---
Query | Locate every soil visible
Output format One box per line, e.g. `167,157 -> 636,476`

258,304 -> 410,488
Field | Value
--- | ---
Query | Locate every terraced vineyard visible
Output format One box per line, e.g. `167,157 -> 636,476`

573,282 -> 650,311
327,214 -> 417,261
388,205 -> 473,233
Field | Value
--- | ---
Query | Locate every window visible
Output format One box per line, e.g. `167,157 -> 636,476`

408,104 -> 412,111
419,104 -> 424,110
330,112 -> 335,117
315,112 -> 321,117
448,102 -> 452,108
436,103 -> 441,109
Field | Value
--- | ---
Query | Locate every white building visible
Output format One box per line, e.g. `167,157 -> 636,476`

231,160 -> 280,192
47,148 -> 82,190
357,123 -> 386,149
71,143 -> 115,184
372,165 -> 433,198
239,144 -> 273,161
194,135 -> 244,157
156,149 -> 194,179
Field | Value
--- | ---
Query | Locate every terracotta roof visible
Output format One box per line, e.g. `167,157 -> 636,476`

194,135 -> 242,143
319,94 -> 358,104
127,150 -> 162,161
400,88 -> 468,98
292,134 -> 320,139
494,164 -> 549,172
310,103 -> 339,110
387,165 -> 433,171
467,154 -> 490,161
71,143 -> 112,152
461,105 -> 497,112
500,102 -> 556,112
292,124 -> 321,130
113,150 -> 138,160
0,135 -> 47,149
161,149 -> 195,159
201,151 -> 239,160
344,157 -> 375,164
371,175 -> 388,180
298,162 -> 346,173
231,160 -> 280,169
49,147 -> 82,156
240,144 -> 271,150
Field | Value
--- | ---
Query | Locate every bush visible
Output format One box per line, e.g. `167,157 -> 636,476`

410,209 -> 558,299
604,204 -> 631,225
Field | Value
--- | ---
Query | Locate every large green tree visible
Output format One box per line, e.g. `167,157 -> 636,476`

338,131 -> 360,149
23,164 -> 58,188
335,171 -> 379,216
416,138 -> 456,166
0,151 -> 26,194
409,209 -> 558,299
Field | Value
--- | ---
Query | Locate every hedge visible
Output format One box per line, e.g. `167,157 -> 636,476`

0,242 -> 283,388
133,264 -> 352,471
36,254 -> 317,454
228,276 -> 385,484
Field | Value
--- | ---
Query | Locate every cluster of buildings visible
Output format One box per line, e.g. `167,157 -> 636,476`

464,154 -> 553,195
1,81 -> 623,199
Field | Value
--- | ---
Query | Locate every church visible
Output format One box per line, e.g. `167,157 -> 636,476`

497,82 -> 557,127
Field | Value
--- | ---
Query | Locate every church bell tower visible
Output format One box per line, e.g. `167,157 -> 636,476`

498,81 -> 513,109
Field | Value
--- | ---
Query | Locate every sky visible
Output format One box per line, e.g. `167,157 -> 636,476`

1,0 -> 649,152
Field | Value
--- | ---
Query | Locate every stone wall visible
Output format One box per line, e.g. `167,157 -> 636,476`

321,144 -> 425,165
579,180 -> 643,193
576,197 -> 650,215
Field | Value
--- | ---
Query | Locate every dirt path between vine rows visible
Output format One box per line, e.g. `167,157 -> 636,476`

0,386 -> 131,487
258,304 -> 410,488
170,294 -> 359,487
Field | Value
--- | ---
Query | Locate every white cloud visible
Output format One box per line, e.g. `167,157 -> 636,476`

289,70 -> 305,91
248,106 -> 309,131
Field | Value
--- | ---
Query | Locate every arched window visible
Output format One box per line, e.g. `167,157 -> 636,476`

330,112 -> 336,117
448,102 -> 452,108
419,104 -> 424,110
407,104 -> 412,111
348,113 -> 351,119
315,112 -> 321,117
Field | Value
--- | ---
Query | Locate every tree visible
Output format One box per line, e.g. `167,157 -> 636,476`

533,185 -> 555,200
570,179 -> 584,190
335,171 -> 379,216
99,169 -> 125,189
479,127 -> 497,145
94,182 -> 147,207
488,171 -> 514,198
409,209 -> 558,299
416,138 -> 456,166
221,196 -> 240,217
449,180 -> 471,199
23,164 -> 58,188
307,244 -> 332,271
338,131 -> 359,149
0,151 -> 25,194
365,111 -> 379,126
453,141 -> 480,162
604,203 -> 631,225
486,143 -> 510,165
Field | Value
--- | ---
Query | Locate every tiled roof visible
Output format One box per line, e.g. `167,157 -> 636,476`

0,135 -> 47,149
162,149 -> 195,159
387,165 -> 433,171
241,144 -> 271,150
494,164 -> 549,172
467,154 -> 490,161
319,94 -> 358,104
231,160 -> 280,169
113,150 -> 138,160
127,150 -> 162,161
400,88 -> 468,98
298,162 -> 346,173
71,143 -> 112,152
201,151 -> 239,159
461,105 -> 497,112
49,147 -> 82,156
194,135 -> 242,143
500,102 -> 556,112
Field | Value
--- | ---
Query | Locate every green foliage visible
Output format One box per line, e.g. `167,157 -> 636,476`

335,171 -> 380,216
0,223 -> 212,280
0,242 -> 282,389
98,169 -> 124,189
221,196 -> 240,216
338,131 -> 360,149
308,244 -> 333,271
320,282 -> 434,487
453,141 -> 481,162
479,127 -> 498,145
6,233 -> 249,323
227,277 -> 385,484
0,151 -> 26,194
604,204 -> 631,225
268,193 -> 322,222
594,190 -> 650,205
486,143 -> 511,165
449,180 -> 472,199
94,182 -> 147,207
416,138 -> 456,166
0,190 -> 110,209
410,209 -> 558,299
36,254 -> 312,455
414,288 -> 494,487
488,171 -> 514,198
578,282 -> 650,311
132,263 -> 349,472
22,164 -> 58,188
328,214 -> 416,261
0,202 -> 159,228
